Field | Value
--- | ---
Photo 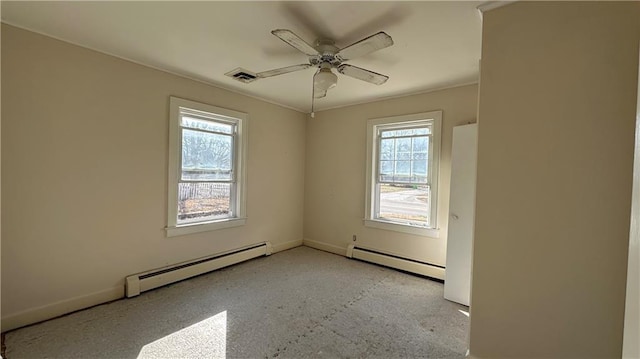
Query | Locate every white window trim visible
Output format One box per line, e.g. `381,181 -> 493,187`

166,97 -> 248,237
364,110 -> 442,237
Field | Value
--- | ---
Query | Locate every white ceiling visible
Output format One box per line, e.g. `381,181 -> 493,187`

1,1 -> 483,113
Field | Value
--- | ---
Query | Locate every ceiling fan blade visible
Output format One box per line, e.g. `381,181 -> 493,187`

257,64 -> 312,78
337,64 -> 389,85
271,29 -> 320,56
335,32 -> 393,62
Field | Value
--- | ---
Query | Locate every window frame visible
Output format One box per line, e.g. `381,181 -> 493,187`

166,97 -> 248,237
365,111 -> 442,237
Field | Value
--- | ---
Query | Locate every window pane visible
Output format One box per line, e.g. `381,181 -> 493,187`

182,129 -> 233,180
380,160 -> 394,176
378,184 -> 430,226
412,160 -> 427,177
397,152 -> 412,161
378,131 -> 429,185
181,116 -> 234,134
412,136 -> 428,160
396,138 -> 411,160
395,161 -> 411,177
380,138 -> 395,160
177,182 -> 231,224
412,151 -> 427,160
381,127 -> 429,138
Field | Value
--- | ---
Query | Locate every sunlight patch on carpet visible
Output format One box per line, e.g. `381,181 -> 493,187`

137,311 -> 227,358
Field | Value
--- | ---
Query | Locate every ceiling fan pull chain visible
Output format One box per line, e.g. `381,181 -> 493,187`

311,80 -> 316,118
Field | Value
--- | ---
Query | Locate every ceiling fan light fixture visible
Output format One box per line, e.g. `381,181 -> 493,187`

314,68 -> 338,91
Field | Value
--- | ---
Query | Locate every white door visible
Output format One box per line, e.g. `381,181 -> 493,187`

622,51 -> 640,359
444,123 -> 478,306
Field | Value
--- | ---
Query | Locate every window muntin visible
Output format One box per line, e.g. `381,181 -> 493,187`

365,111 -> 441,236
378,126 -> 431,184
167,97 -> 247,236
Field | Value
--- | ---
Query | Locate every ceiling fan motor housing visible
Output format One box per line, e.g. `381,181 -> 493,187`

310,39 -> 341,66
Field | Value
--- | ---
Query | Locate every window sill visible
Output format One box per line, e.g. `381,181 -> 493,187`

166,217 -> 247,237
364,219 -> 440,238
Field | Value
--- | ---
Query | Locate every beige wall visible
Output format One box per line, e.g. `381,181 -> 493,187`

304,84 -> 478,266
1,24 -> 306,329
470,2 -> 640,358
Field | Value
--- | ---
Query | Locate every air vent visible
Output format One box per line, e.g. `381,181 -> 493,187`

225,68 -> 258,83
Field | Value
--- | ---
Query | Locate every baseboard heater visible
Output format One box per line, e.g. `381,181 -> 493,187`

346,244 -> 445,280
125,242 -> 272,297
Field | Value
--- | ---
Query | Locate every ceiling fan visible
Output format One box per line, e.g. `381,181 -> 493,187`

225,29 -> 394,111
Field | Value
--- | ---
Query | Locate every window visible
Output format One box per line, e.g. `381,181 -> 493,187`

166,97 -> 247,236
365,111 -> 442,237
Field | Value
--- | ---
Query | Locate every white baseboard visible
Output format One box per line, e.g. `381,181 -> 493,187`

303,238 -> 348,256
348,244 -> 445,280
2,285 -> 124,332
126,243 -> 271,298
272,239 -> 303,253
2,241 -> 302,332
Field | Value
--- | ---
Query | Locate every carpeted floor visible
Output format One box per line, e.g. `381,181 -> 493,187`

4,246 -> 469,358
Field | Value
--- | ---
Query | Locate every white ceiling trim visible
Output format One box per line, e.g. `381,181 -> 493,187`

477,1 -> 518,16
314,81 -> 479,114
